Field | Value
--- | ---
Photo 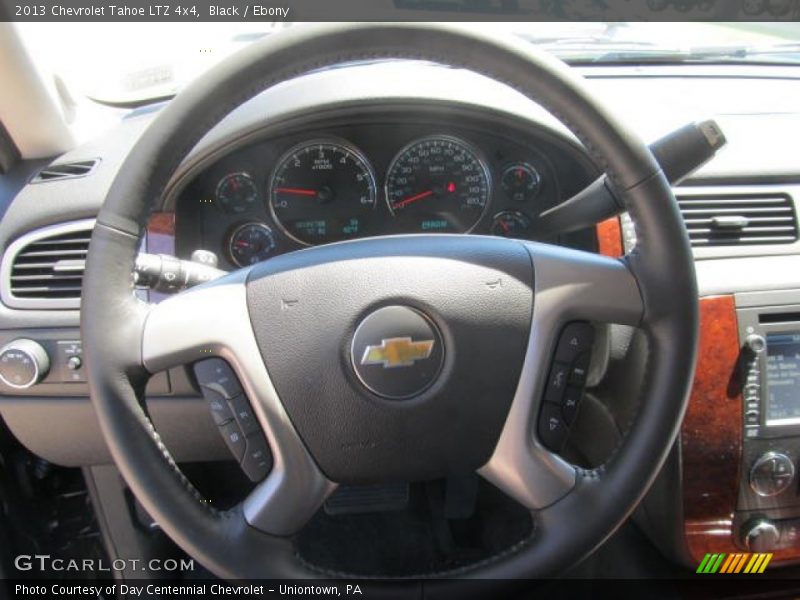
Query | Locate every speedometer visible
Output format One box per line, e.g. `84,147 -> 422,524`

268,140 -> 377,245
385,136 -> 491,233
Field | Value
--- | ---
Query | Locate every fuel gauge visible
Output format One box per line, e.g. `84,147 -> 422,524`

491,211 -> 531,238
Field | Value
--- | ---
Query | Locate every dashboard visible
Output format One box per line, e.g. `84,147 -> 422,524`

172,106 -> 598,270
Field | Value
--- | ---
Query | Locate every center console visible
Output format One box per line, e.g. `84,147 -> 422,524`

680,290 -> 800,567
736,305 -> 800,552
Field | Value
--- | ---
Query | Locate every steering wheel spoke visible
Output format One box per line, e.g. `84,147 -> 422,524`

141,271 -> 336,535
525,241 -> 643,328
480,242 -> 643,510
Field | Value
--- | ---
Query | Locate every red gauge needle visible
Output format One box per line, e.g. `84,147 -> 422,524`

275,187 -> 317,197
392,189 -> 434,209
234,241 -> 251,248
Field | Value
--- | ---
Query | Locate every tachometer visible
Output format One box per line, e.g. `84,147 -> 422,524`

385,136 -> 491,233
268,140 -> 377,245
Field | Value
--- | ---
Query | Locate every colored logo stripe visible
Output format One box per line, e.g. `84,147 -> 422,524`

698,553 -> 773,574
719,554 -> 736,573
697,553 -> 725,573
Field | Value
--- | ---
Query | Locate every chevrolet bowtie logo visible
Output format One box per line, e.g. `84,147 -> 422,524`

361,337 -> 435,368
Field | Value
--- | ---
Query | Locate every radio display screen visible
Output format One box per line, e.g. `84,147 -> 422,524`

766,333 -> 800,426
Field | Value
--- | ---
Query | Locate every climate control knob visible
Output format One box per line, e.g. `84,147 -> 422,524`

742,519 -> 780,553
750,452 -> 795,497
0,339 -> 49,389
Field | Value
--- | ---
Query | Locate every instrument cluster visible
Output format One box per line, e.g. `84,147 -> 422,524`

174,117 -> 596,269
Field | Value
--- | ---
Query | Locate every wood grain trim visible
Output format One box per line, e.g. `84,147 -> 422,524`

683,295 -> 800,565
596,217 -> 623,258
682,295 -> 748,563
146,212 -> 175,256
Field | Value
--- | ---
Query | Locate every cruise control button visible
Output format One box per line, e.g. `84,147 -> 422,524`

241,434 -> 273,482
544,362 -> 570,404
193,358 -> 243,398
219,421 -> 246,461
538,403 -> 568,451
229,395 -> 259,436
200,386 -> 234,426
555,322 -> 594,364
561,387 -> 582,424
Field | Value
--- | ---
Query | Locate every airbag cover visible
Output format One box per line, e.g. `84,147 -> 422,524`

246,235 -> 533,483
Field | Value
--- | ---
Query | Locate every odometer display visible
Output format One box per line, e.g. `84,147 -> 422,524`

268,140 -> 377,245
385,136 -> 491,233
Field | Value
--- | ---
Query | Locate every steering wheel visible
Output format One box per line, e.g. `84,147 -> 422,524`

82,23 -> 698,580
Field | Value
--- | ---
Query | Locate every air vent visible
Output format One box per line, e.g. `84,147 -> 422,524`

1,220 -> 95,309
31,159 -> 99,183
677,193 -> 798,247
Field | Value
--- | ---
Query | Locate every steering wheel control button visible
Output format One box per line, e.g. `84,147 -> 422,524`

538,322 -> 596,450
561,387 -> 582,425
241,434 -> 273,482
569,353 -> 590,387
544,362 -> 570,404
219,421 -> 247,462
351,305 -> 444,400
750,452 -> 795,497
554,322 -> 595,364
0,339 -> 50,389
200,387 -> 234,426
538,403 -> 569,451
192,359 -> 272,480
229,395 -> 260,436
193,358 -> 243,398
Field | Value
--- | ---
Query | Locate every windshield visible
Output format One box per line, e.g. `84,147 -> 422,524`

14,21 -> 800,140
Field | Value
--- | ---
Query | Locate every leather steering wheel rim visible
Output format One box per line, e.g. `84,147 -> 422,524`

82,23 -> 698,580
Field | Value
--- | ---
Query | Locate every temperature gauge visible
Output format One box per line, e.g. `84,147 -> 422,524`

491,211 -> 531,238
501,163 -> 540,203
228,223 -> 276,267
